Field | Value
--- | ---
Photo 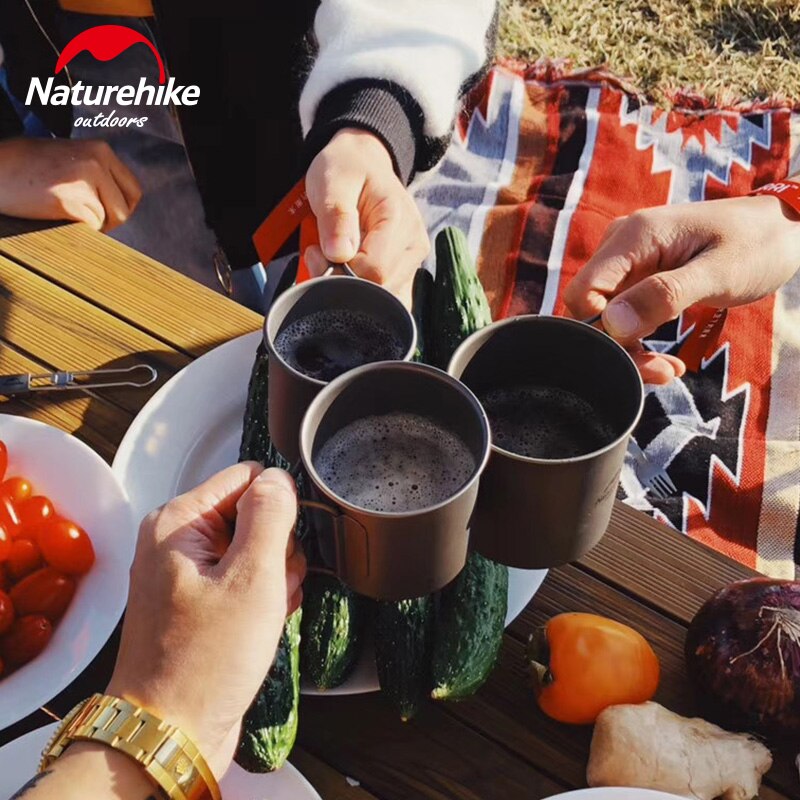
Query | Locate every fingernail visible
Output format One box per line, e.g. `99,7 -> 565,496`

255,469 -> 296,496
325,235 -> 358,261
603,301 -> 641,338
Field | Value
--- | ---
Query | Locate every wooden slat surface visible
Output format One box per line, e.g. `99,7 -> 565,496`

581,501 -> 754,623
1,219 -> 797,800
0,218 -> 261,356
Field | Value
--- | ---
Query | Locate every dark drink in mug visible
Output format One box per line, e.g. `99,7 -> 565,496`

478,385 -> 616,460
313,412 -> 477,512
274,309 -> 405,382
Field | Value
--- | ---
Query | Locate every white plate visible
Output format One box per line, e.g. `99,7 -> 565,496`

0,723 -> 321,800
112,332 -> 548,694
544,790 -> 687,799
0,416 -> 137,730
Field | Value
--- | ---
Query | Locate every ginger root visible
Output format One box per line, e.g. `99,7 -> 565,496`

587,702 -> 772,800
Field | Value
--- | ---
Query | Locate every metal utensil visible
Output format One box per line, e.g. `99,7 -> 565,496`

0,365 -> 157,397
628,439 -> 677,500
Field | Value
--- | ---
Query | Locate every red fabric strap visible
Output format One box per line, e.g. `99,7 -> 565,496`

749,179 -> 800,214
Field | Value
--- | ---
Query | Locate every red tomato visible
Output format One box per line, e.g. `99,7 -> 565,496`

10,568 -> 75,622
38,519 -> 95,575
0,498 -> 20,540
1,477 -> 33,505
7,539 -> 42,581
0,590 -> 14,635
17,497 -> 55,533
0,524 -> 11,563
0,442 -> 6,483
0,565 -> 9,592
0,615 -> 52,668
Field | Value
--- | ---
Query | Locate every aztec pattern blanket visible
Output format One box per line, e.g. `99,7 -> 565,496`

413,62 -> 800,579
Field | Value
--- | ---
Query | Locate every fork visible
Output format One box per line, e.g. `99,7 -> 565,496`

628,439 -> 678,500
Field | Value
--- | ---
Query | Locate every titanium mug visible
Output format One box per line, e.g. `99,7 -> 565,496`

448,315 -> 644,569
264,273 -> 417,465
298,361 -> 491,600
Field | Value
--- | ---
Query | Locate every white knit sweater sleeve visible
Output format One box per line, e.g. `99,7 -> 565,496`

299,0 -> 496,140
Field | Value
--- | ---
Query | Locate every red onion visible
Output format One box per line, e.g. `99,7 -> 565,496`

685,578 -> 800,733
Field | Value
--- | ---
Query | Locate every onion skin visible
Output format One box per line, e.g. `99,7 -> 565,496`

685,578 -> 800,734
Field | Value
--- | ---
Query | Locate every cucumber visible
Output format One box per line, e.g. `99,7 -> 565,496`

375,596 -> 434,721
429,226 -> 492,369
236,609 -> 302,772
301,573 -> 366,690
427,228 -> 507,700
371,227 -> 497,717
239,341 -> 291,470
411,267 -> 434,364
431,553 -> 508,700
235,342 -> 300,772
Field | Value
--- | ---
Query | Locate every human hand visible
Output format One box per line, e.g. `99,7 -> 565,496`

0,138 -> 141,231
107,463 -> 306,778
564,195 -> 800,384
304,128 -> 429,306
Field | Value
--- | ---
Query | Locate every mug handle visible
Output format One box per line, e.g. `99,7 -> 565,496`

298,498 -> 370,581
323,262 -> 357,278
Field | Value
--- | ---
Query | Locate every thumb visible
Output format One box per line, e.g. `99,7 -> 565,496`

307,168 -> 362,263
601,255 -> 718,341
217,468 -> 297,579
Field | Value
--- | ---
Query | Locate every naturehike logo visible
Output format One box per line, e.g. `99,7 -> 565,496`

25,24 -> 199,129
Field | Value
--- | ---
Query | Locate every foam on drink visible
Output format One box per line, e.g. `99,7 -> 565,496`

274,309 -> 405,382
313,412 -> 476,512
479,385 -> 616,459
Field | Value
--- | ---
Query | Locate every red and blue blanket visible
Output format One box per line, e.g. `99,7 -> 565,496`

414,62 -> 800,578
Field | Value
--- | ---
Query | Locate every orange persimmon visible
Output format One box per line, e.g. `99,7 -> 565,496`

528,612 -> 660,725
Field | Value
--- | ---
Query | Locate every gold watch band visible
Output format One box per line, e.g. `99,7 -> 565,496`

40,694 -> 221,800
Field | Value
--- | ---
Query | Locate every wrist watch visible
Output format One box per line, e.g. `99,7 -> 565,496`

40,694 -> 221,800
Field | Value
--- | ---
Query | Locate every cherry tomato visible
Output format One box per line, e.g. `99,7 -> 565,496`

0,524 -> 10,563
1,477 -> 33,506
7,539 -> 41,581
0,565 -> 9,593
38,519 -> 95,575
16,497 -> 55,534
0,441 -> 6,483
0,498 -> 20,540
0,590 -> 14,635
10,568 -> 75,622
0,615 -> 52,668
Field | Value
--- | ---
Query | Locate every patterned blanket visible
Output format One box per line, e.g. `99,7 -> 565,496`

413,62 -> 800,578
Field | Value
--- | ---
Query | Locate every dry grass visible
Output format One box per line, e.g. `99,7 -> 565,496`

499,0 -> 800,106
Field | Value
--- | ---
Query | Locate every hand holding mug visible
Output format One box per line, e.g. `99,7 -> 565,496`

107,463 -> 306,778
303,128 -> 430,307
564,195 -> 800,384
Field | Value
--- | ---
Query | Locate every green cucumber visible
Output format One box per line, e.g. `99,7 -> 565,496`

375,596 -> 434,721
411,267 -> 434,364
235,342 -> 300,772
372,227 -> 496,718
431,553 -> 508,700
301,573 -> 366,690
430,226 -> 492,369
236,608 -> 302,772
239,341 -> 291,470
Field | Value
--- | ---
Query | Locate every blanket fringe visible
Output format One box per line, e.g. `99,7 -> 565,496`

498,56 -> 800,115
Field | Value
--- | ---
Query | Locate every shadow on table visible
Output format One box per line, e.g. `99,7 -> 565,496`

70,346 -> 202,462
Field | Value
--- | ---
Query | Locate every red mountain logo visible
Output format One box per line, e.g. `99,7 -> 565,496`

55,25 -> 166,84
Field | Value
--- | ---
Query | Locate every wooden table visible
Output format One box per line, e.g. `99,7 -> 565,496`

0,218 -> 797,800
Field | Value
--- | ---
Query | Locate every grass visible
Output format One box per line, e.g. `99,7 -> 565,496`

499,0 -> 800,106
